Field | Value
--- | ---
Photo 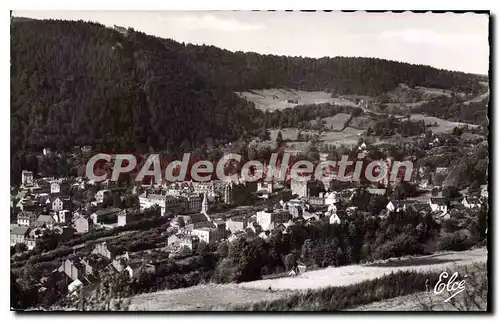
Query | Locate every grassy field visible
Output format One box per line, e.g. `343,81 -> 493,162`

124,248 -> 487,311
348,262 -> 488,311
408,114 -> 479,133
269,126 -> 363,150
269,128 -> 300,141
236,247 -> 486,291
321,113 -> 351,131
321,127 -> 364,146
236,89 -> 358,111
126,284 -> 289,311
349,116 -> 374,129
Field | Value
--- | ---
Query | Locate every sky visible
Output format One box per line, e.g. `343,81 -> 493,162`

12,11 -> 490,75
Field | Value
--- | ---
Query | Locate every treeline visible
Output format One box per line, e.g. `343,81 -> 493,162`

214,208 -> 441,284
11,203 -> 487,309
231,270 -> 441,311
368,116 -> 428,138
11,19 -> 485,182
261,104 -> 360,129
411,95 -> 489,126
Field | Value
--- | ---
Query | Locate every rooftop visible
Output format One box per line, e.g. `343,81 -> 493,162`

36,214 -> 55,223
430,198 -> 448,206
11,226 -> 29,235
94,207 -> 122,216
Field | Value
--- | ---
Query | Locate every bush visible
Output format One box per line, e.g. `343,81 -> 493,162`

437,230 -> 475,251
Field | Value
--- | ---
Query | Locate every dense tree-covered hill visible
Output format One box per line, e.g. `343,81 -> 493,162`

10,18 -> 486,182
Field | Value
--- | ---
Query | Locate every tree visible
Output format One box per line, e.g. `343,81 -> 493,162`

284,253 -> 296,271
276,130 -> 284,146
215,237 -> 268,283
301,239 -> 314,265
322,242 -> 337,267
259,129 -> 271,141
335,247 -> 346,266
469,180 -> 481,197
14,243 -> 28,253
297,130 -> 303,141
442,186 -> 461,199
70,270 -> 131,311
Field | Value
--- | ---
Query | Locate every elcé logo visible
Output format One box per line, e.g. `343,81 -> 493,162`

434,271 -> 467,303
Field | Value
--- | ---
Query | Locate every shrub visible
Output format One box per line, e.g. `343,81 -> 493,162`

437,230 -> 475,251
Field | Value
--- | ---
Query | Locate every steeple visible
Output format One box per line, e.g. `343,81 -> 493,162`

201,192 -> 208,215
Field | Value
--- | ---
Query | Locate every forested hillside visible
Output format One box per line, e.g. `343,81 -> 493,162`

11,18 -> 486,181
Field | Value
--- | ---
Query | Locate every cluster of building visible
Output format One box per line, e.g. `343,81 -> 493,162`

56,241 -> 156,295
11,171 -> 86,249
138,180 -> 233,216
386,195 -> 484,220
164,187 -> 345,256
10,170 -> 236,251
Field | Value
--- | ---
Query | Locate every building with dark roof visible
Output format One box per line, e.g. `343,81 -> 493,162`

10,226 -> 30,246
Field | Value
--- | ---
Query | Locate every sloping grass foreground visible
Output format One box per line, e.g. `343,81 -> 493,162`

230,270 -> 441,311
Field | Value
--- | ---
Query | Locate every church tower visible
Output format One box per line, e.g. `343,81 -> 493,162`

223,183 -> 233,204
201,192 -> 209,216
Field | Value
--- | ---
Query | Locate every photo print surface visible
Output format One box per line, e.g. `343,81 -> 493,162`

10,10 -> 490,312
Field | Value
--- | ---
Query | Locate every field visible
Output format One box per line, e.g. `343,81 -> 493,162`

125,248 -> 487,311
126,283 -> 289,311
348,262 -> 488,311
349,116 -> 374,129
321,113 -> 351,131
321,127 -> 364,146
236,248 -> 486,291
269,126 -> 363,151
269,128 -> 300,141
408,114 -> 479,133
236,89 -> 358,111
347,290 -> 485,311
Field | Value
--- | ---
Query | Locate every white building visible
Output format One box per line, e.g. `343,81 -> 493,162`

117,210 -> 127,227
139,192 -> 168,215
17,212 -> 37,227
429,198 -> 448,214
50,181 -> 60,194
291,179 -> 310,198
256,209 -> 290,231
329,212 -> 341,225
462,197 -> 482,209
226,216 -> 248,234
95,190 -> 111,204
324,191 -> 337,207
21,170 -> 34,188
74,216 -> 89,234
51,197 -> 69,211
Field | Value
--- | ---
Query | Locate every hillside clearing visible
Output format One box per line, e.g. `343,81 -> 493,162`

126,283 -> 288,311
236,248 -> 486,291
408,114 -> 479,133
236,89 -> 358,111
125,248 -> 486,311
321,113 -> 351,131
